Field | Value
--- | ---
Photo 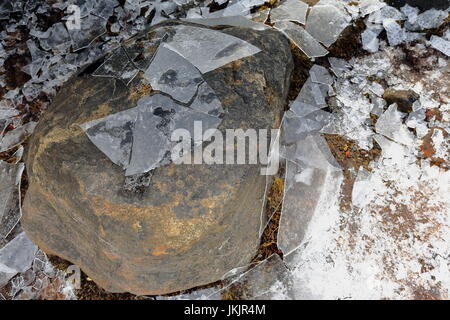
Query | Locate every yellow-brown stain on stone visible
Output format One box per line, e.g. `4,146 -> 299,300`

89,193 -> 224,254
151,243 -> 170,256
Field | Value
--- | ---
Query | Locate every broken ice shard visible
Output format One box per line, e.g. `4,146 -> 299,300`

278,135 -> 342,256
38,22 -> 71,52
273,21 -> 328,58
296,77 -> 329,108
0,161 -> 24,239
81,92 -> 223,176
126,102 -> 170,176
206,0 -> 265,18
400,4 -> 419,25
91,0 -> 116,20
328,57 -> 351,78
25,40 -> 50,79
383,19 -> 405,46
189,82 -> 224,116
359,0 -> 387,17
351,167 -> 374,208
162,25 -> 261,73
305,4 -> 350,47
221,254 -> 294,299
207,2 -> 250,17
0,232 -> 37,287
0,122 -> 37,153
375,104 -> 414,146
282,110 -> 333,144
183,16 -> 269,30
407,9 -> 448,31
361,27 -> 383,52
80,108 -> 138,169
429,35 -> 450,57
93,46 -> 139,84
144,46 -> 204,104
270,0 -> 309,25
68,15 -> 106,51
368,5 -> 404,24
289,101 -> 321,118
309,64 -> 334,87
172,108 -> 222,145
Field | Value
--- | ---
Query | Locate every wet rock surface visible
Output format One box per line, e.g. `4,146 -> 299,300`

22,21 -> 293,295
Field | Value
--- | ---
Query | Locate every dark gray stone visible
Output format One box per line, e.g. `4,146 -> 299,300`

22,21 -> 293,295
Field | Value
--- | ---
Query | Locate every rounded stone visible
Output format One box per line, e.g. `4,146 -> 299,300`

22,21 -> 293,295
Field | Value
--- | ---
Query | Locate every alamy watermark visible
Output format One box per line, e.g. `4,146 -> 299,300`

65,5 -> 81,31
170,121 -> 280,176
66,265 -> 81,289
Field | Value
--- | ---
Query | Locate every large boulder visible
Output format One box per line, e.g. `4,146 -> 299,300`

22,21 -> 293,295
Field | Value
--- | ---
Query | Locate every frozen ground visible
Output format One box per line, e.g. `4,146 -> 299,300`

0,0 -> 449,299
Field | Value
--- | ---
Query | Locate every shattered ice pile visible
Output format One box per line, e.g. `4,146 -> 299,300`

287,136 -> 450,299
0,158 -> 75,300
181,2 -> 450,301
268,36 -> 450,300
359,3 -> 450,53
0,234 -> 76,300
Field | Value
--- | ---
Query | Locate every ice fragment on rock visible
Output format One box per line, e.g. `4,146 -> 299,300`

305,4 -> 350,47
270,0 -> 309,25
91,0 -> 116,20
273,21 -> 328,58
81,91 -> 223,176
68,15 -> 106,51
126,103 -> 170,176
208,2 -> 249,17
183,16 -> 269,30
296,77 -> 329,108
80,108 -> 138,169
144,46 -> 204,104
289,101 -> 321,118
207,0 -> 265,18
162,25 -> 261,73
93,46 -> 139,84
189,82 -> 224,116
251,8 -> 270,23
0,107 -> 19,121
